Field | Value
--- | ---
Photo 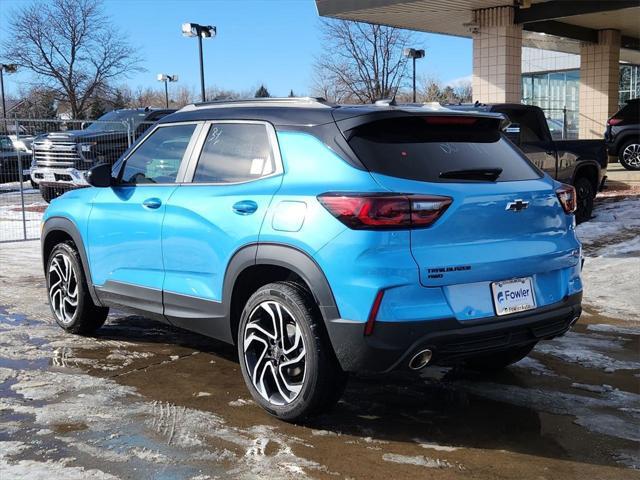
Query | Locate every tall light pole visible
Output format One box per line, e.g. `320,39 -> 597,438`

403,48 -> 425,103
182,22 -> 216,103
0,64 -> 18,129
157,74 -> 179,108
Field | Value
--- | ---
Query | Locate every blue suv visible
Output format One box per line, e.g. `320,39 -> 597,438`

41,98 -> 583,421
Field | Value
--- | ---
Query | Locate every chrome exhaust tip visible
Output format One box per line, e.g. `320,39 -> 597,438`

570,315 -> 581,327
409,349 -> 433,370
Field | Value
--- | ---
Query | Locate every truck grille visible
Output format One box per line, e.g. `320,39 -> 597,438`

32,140 -> 80,168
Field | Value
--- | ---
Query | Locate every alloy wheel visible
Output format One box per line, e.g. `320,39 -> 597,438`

243,300 -> 306,406
622,143 -> 640,167
48,252 -> 79,325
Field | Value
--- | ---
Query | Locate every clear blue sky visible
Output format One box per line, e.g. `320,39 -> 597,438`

0,0 -> 472,97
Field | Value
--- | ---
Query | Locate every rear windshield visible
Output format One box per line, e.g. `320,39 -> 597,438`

346,116 -> 541,183
616,101 -> 639,121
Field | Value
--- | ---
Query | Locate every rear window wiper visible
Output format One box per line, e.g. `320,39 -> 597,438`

439,168 -> 503,181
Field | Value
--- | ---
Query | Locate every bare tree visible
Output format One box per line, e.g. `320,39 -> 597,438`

313,20 -> 414,103
420,76 -> 444,102
3,0 -> 143,118
453,81 -> 472,103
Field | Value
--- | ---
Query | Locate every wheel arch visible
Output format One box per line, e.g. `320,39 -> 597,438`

613,133 -> 640,156
572,161 -> 599,194
41,216 -> 102,306
223,243 -> 340,345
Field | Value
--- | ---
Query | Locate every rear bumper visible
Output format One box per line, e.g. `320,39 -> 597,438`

326,292 -> 582,373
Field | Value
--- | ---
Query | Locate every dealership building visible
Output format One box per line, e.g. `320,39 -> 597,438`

316,0 -> 640,139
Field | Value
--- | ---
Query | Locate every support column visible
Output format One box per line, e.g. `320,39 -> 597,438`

472,6 -> 522,104
579,30 -> 621,139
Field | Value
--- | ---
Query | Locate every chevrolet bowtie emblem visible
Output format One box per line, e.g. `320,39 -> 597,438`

506,199 -> 529,212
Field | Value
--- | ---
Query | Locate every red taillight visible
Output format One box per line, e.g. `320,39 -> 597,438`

607,117 -> 623,126
422,116 -> 478,126
556,184 -> 577,214
318,193 -> 452,229
364,290 -> 384,336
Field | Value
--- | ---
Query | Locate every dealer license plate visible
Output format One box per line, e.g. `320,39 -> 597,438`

491,277 -> 536,316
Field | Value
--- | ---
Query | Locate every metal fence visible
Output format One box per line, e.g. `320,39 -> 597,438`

0,118 -> 155,243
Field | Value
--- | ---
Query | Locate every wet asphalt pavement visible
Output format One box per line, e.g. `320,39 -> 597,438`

0,196 -> 639,479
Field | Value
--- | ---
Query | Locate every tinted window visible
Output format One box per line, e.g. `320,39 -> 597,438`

120,124 -> 196,184
87,110 -> 149,133
0,136 -> 14,151
494,108 -> 546,143
617,100 -> 640,122
347,116 -> 541,183
193,123 -> 276,183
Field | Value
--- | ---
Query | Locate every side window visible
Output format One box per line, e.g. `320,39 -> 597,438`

192,123 -> 276,184
498,109 -> 546,143
120,124 -> 196,184
0,137 -> 13,151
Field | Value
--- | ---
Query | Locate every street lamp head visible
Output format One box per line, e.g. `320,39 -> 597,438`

0,64 -> 18,73
403,48 -> 425,59
182,22 -> 197,37
158,74 -> 179,82
200,26 -> 216,38
182,22 -> 216,38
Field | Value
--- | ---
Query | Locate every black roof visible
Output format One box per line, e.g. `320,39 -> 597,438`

158,98 -> 504,128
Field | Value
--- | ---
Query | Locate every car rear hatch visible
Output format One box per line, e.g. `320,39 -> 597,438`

336,110 -> 581,320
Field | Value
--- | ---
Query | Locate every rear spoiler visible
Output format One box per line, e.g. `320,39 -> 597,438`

333,109 -> 506,138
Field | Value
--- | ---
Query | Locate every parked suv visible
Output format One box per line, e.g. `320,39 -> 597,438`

605,98 -> 640,170
31,107 -> 175,202
41,98 -> 583,421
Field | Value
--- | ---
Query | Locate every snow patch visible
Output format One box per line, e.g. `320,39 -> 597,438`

0,458 -> 120,480
536,331 -> 639,371
0,367 -> 16,382
382,453 -> 453,468
414,440 -> 459,452
587,324 -> 640,336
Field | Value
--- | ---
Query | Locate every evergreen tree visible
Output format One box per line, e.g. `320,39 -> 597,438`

111,89 -> 129,110
89,98 -> 106,119
288,89 -> 295,97
254,85 -> 270,98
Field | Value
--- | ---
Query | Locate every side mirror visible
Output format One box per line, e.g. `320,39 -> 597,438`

86,163 -> 113,188
504,123 -> 521,145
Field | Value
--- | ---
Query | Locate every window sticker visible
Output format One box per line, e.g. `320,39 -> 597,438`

250,158 -> 265,175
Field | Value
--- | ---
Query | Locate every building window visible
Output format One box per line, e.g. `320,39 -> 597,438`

521,70 -> 579,140
619,64 -> 640,106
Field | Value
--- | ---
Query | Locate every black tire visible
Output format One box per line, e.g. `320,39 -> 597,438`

574,176 -> 594,224
40,186 -> 60,203
618,139 -> 640,171
465,343 -> 536,371
30,179 -> 38,189
237,281 -> 346,422
45,241 -> 109,334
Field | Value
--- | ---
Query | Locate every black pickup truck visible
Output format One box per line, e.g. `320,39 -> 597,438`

448,103 -> 607,223
30,108 -> 175,202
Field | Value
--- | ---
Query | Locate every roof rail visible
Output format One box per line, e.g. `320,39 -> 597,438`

180,96 -> 334,111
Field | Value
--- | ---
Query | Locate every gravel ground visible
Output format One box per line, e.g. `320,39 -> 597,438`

0,193 -> 638,479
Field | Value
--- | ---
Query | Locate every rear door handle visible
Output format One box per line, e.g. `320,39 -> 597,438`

232,200 -> 258,215
142,197 -> 162,209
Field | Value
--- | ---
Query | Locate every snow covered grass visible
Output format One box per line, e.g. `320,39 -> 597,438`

576,196 -> 640,321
